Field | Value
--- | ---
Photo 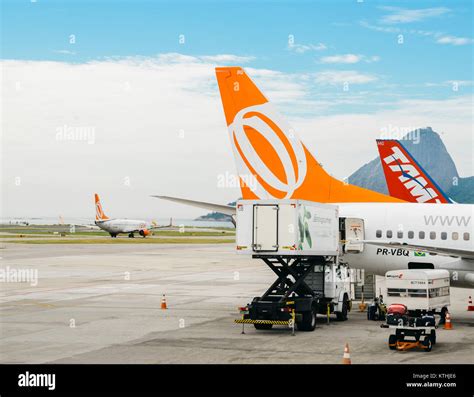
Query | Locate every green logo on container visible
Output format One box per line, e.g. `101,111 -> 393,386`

298,207 -> 312,249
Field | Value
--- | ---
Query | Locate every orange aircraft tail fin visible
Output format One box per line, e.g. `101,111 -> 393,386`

95,193 -> 110,221
215,66 -> 402,203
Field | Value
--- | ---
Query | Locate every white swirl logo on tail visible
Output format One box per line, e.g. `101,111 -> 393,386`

96,202 -> 105,219
229,103 -> 307,199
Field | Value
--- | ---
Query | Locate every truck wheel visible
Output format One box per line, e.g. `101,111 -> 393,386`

336,299 -> 349,321
297,309 -> 317,332
388,334 -> 397,350
422,336 -> 432,352
254,323 -> 273,330
430,330 -> 436,345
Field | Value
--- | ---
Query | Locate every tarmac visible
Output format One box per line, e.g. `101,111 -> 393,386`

1,243 -> 473,364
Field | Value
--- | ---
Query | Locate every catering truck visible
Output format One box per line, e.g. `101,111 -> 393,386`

385,269 -> 451,314
235,200 -> 361,332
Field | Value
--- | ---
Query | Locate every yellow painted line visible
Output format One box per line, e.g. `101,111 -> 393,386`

12,301 -> 56,308
234,319 -> 290,325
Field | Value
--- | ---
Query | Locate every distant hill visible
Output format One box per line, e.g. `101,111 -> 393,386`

348,127 -> 473,203
196,211 -> 232,222
195,201 -> 237,222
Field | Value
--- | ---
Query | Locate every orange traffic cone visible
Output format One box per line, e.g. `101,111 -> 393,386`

443,312 -> 452,330
161,294 -> 168,310
342,343 -> 351,364
467,296 -> 474,312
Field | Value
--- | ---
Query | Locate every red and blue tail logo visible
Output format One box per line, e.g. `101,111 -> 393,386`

376,140 -> 451,204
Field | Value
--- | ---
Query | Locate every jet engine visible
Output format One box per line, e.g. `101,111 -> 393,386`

139,229 -> 151,237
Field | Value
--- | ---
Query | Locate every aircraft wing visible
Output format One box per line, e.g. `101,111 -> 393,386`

71,223 -> 100,230
150,218 -> 174,229
63,218 -> 99,230
151,196 -> 236,216
361,240 -> 474,260
150,224 -> 172,229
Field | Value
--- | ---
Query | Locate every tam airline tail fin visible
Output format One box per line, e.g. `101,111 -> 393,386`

95,193 -> 110,220
376,140 -> 451,203
215,66 -> 402,203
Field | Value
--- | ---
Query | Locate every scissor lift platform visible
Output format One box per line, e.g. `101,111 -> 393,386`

235,255 -> 352,333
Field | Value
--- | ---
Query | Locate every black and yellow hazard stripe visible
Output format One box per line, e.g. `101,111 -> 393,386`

234,319 -> 290,325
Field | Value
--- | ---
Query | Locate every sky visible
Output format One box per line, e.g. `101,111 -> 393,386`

1,0 -> 473,219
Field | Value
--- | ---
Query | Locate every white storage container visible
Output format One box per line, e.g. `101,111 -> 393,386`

385,269 -> 450,311
235,199 -> 339,256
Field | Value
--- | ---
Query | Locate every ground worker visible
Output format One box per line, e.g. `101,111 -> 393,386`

377,295 -> 387,321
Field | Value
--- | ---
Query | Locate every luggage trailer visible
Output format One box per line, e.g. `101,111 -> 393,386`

381,269 -> 451,352
234,200 -> 363,333
381,323 -> 437,352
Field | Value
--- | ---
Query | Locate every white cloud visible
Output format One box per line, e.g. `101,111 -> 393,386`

360,20 -> 473,47
2,56 -> 238,218
2,56 -> 471,219
141,52 -> 198,64
292,95 -> 473,180
199,54 -> 255,63
379,6 -> 450,24
319,54 -> 380,64
288,42 -> 327,54
314,70 -> 378,85
445,80 -> 473,87
436,35 -> 473,46
245,68 -> 308,102
320,54 -> 361,64
423,80 -> 474,88
359,20 -> 400,33
109,53 -> 256,65
53,50 -> 76,55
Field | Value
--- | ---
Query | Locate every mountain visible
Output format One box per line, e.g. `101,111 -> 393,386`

348,127 -> 473,204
